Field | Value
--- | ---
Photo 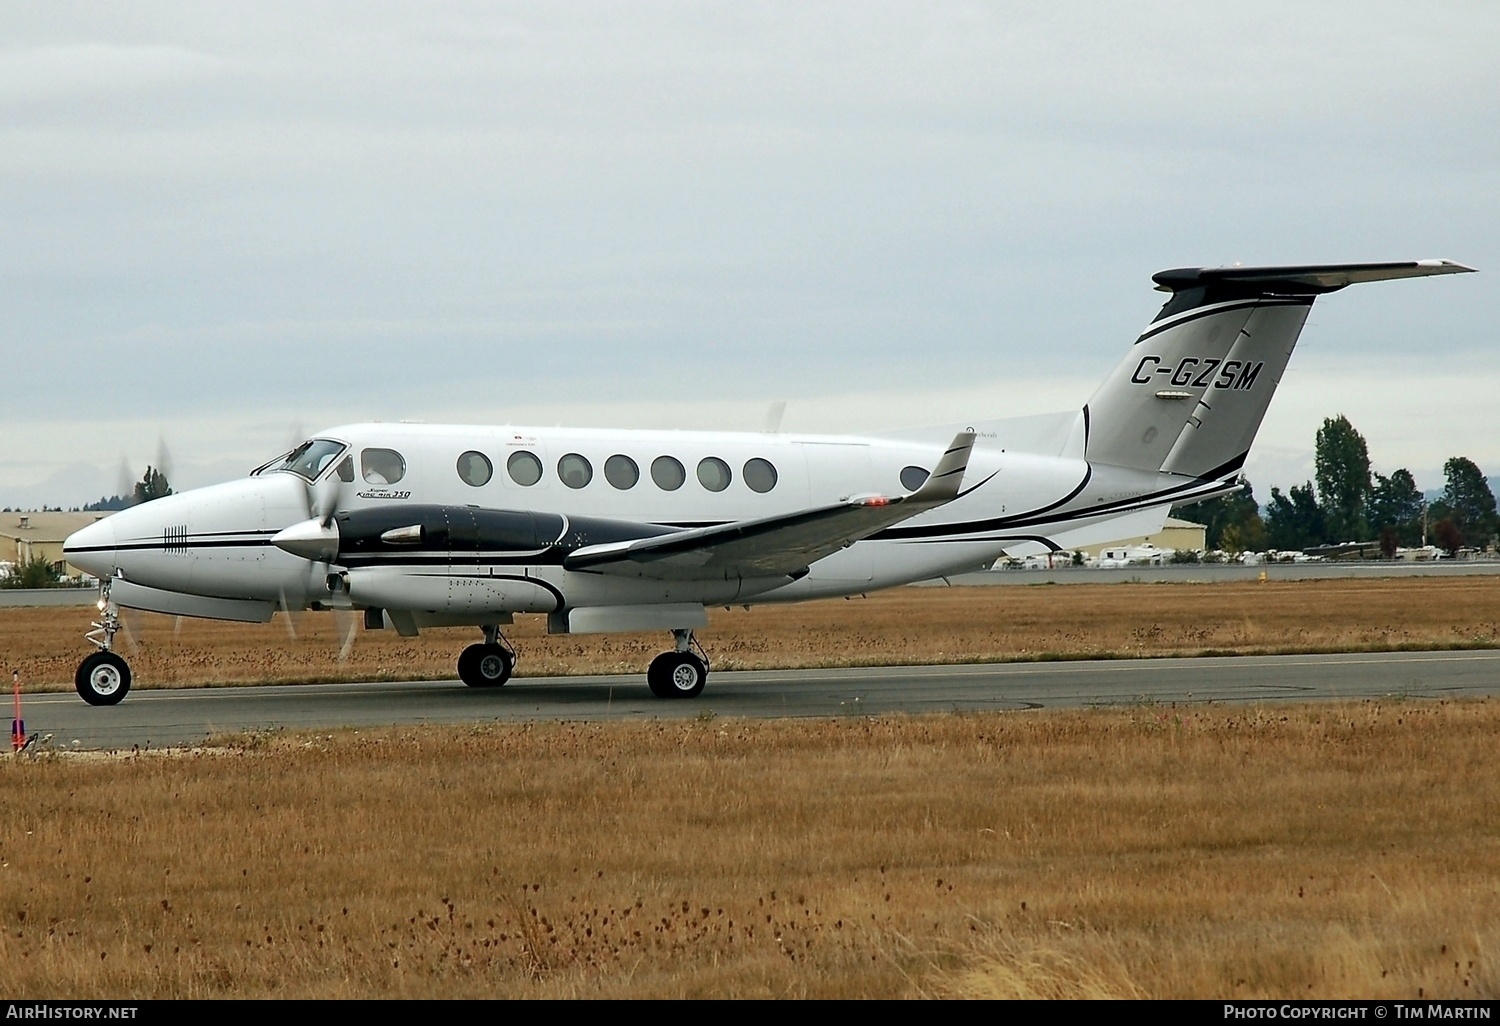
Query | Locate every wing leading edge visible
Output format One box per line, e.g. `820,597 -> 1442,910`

563,431 -> 977,581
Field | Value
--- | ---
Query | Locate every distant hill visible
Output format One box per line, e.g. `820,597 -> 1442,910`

1422,477 -> 1500,503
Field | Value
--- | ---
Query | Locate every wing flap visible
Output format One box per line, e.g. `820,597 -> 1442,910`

564,431 -> 976,580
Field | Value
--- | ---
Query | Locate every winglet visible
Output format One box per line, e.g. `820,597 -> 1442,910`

908,431 -> 975,504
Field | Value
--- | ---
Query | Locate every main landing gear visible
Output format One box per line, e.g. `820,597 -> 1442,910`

457,624 -> 516,688
76,581 -> 131,706
646,629 -> 709,699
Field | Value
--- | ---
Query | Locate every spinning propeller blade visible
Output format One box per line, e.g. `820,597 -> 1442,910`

117,608 -> 142,654
154,437 -> 174,487
333,608 -> 359,663
277,588 -> 300,642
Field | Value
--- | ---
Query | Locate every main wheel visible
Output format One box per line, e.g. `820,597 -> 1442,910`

458,643 -> 513,688
646,651 -> 708,699
76,651 -> 131,706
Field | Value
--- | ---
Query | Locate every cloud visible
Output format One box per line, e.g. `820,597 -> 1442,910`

1,2 -> 1495,507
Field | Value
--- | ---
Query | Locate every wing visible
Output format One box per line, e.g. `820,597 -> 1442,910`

563,432 -> 976,581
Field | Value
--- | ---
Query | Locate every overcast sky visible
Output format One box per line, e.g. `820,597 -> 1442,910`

2,2 -> 1496,508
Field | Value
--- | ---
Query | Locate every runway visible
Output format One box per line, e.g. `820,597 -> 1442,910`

20,648 -> 1500,751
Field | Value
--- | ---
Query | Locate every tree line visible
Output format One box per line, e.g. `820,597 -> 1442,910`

81,466 -> 173,511
1179,415 -> 1498,557
1,467 -> 174,589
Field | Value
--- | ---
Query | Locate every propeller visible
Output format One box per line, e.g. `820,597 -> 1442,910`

272,466 -> 344,563
117,607 -> 142,654
311,471 -> 342,528
333,607 -> 359,663
111,434 -> 178,505
277,587 -> 301,642
153,436 -> 174,488
114,456 -> 134,503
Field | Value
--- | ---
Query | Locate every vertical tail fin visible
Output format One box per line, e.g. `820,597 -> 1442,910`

1082,260 -> 1474,478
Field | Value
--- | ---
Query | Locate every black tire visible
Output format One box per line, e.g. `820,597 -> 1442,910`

76,651 -> 131,706
458,643 -> 513,688
646,651 -> 707,699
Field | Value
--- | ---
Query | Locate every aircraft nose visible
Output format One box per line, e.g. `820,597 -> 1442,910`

63,516 -> 118,580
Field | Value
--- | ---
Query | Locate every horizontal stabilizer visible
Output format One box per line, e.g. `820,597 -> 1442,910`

566,432 -> 975,580
1153,259 -> 1475,295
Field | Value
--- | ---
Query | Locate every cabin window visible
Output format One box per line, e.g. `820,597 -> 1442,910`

651,456 -> 685,491
361,448 -> 407,485
457,451 -> 492,487
900,466 -> 930,491
605,454 -> 639,489
697,457 -> 731,492
743,458 -> 777,493
558,453 -> 593,489
507,451 -> 543,486
336,456 -> 355,483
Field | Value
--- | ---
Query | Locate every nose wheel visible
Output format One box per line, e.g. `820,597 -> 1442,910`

76,580 -> 132,706
76,651 -> 131,706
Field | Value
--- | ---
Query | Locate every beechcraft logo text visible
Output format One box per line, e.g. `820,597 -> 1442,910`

1131,357 -> 1264,390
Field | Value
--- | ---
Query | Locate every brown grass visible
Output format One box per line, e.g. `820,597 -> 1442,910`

3,701 -> 1498,998
5,577 -> 1500,690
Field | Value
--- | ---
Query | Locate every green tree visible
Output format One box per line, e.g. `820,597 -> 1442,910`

1176,480 -> 1266,552
1367,469 -> 1425,548
1379,525 -> 1399,559
1314,415 -> 1372,541
1439,457 -> 1497,546
1433,518 -> 1464,557
132,466 -> 172,505
1265,481 -> 1325,551
1,552 -> 63,589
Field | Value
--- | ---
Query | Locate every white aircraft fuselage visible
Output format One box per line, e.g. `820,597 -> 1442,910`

65,424 -> 1191,612
60,259 -> 1476,704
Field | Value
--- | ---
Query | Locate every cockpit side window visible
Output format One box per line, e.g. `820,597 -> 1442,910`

361,448 -> 407,485
266,439 -> 348,481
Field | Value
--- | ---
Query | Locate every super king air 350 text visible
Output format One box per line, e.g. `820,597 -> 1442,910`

62,260 -> 1475,705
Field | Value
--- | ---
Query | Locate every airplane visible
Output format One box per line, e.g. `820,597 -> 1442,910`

61,259 -> 1475,706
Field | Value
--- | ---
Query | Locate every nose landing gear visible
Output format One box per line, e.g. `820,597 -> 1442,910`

77,581 -> 131,706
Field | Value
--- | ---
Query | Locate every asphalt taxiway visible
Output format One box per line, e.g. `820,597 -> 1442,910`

19,649 -> 1500,751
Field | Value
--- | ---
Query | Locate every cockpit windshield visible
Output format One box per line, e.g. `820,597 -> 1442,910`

256,439 -> 348,481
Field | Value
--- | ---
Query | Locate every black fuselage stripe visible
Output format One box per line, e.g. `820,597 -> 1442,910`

875,462 -> 1092,541
1134,297 -> 1310,345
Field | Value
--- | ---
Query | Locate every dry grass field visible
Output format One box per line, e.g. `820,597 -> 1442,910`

5,577 -> 1500,690
2,700 -> 1497,998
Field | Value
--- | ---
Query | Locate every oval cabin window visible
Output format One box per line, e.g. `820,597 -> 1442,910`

457,451 -> 492,487
697,457 -> 732,492
605,455 -> 639,489
558,453 -> 593,489
507,451 -> 543,486
743,458 -> 777,493
651,456 -> 686,491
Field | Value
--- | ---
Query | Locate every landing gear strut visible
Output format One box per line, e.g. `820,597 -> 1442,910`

76,580 -> 131,706
457,624 -> 516,688
647,629 -> 709,699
